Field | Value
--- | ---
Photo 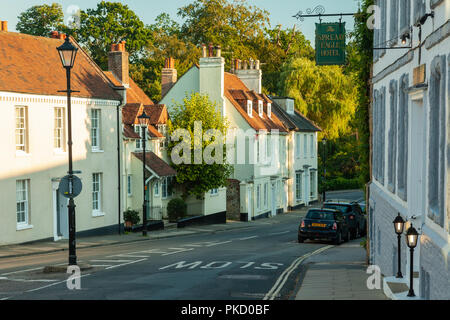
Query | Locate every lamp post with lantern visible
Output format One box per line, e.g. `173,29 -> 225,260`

137,111 -> 150,236
393,213 -> 405,278
56,35 -> 78,266
406,224 -> 419,297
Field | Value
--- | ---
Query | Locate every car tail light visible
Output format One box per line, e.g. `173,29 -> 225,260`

301,220 -> 305,228
332,222 -> 337,230
350,215 -> 354,220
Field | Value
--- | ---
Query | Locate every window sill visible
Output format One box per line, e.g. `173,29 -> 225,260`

16,224 -> 33,231
210,193 -> 219,197
92,211 -> 105,217
53,149 -> 67,155
91,149 -> 104,153
15,151 -> 31,157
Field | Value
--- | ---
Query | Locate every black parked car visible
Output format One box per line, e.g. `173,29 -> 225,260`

323,200 -> 367,239
298,208 -> 350,245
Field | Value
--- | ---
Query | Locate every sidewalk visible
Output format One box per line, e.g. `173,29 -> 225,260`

0,211 -> 303,260
295,240 -> 388,300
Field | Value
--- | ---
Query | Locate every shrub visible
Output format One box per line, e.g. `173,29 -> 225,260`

319,177 -> 362,193
167,198 -> 187,222
124,209 -> 140,225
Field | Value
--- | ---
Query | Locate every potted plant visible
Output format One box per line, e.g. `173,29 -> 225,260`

167,198 -> 187,222
124,209 -> 140,228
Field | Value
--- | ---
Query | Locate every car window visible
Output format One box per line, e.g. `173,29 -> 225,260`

306,210 -> 335,220
323,204 -> 352,213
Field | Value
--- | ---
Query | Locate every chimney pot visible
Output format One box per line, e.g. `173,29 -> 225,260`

215,45 -> 221,57
201,44 -> 207,58
208,43 -> 213,57
1,21 -> 7,32
50,31 -> 59,38
108,42 -> 129,86
249,58 -> 254,69
242,60 -> 248,70
255,60 -> 260,70
59,33 -> 65,40
161,57 -> 177,97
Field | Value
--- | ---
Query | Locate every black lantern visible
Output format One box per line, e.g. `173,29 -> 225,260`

56,36 -> 78,68
138,110 -> 150,236
56,35 -> 78,266
405,224 -> 419,297
393,213 -> 405,278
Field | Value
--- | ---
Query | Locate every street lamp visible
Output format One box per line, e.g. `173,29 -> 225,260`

322,138 -> 327,203
138,110 -> 150,236
405,224 -> 419,297
393,213 -> 405,278
57,35 -> 78,266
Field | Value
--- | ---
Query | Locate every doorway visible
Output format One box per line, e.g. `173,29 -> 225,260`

55,188 -> 69,239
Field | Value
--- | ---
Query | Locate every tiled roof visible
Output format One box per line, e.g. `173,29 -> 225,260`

132,151 -> 176,178
224,72 -> 288,133
143,104 -> 168,125
122,103 -> 167,139
147,124 -> 163,138
122,103 -> 141,125
270,98 -> 321,132
123,124 -> 141,139
0,32 -> 121,100
103,72 -> 153,105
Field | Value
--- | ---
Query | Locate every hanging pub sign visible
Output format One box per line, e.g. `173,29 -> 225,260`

315,22 -> 346,65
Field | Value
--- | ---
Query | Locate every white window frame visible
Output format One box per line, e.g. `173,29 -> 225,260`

127,174 -> 132,196
91,109 -> 101,151
267,103 -> 272,118
16,179 -> 30,228
210,188 -> 219,195
15,106 -> 28,153
256,185 -> 261,210
310,172 -> 315,198
92,173 -> 103,215
296,134 -> 301,159
296,172 -> 302,201
154,181 -> 159,197
303,134 -> 307,157
310,135 -> 314,157
54,107 -> 65,151
247,100 -> 253,117
258,100 -> 263,117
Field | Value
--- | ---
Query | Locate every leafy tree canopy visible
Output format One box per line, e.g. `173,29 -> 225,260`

16,3 -> 64,37
167,92 -> 232,199
278,57 -> 358,140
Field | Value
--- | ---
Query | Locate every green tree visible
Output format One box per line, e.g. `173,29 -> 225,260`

16,3 -> 64,37
278,57 -> 358,139
167,93 -> 233,199
74,1 -> 152,69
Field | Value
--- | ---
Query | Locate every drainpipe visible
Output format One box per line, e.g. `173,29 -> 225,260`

116,92 -> 126,234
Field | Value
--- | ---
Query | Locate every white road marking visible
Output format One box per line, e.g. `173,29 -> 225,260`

204,240 -> 232,247
138,249 -> 168,254
237,236 -> 258,241
269,231 -> 290,236
90,265 -> 112,268
263,245 -> 333,300
5,278 -> 59,283
0,297 -> 11,300
25,274 -> 91,293
1,263 -> 66,276
112,254 -> 150,258
183,244 -> 203,247
105,258 -> 147,270
90,259 -> 133,263
161,248 -> 194,256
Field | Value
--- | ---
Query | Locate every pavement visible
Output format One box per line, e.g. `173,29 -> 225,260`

295,240 -> 387,300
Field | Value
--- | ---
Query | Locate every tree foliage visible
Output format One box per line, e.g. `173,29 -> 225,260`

167,93 -> 233,199
16,3 -> 64,37
73,1 -> 152,69
278,57 -> 358,139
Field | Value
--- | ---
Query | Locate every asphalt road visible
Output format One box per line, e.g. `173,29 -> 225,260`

0,190 -> 364,300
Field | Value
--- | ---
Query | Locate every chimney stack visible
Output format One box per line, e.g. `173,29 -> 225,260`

108,40 -> 129,86
233,57 -> 262,94
161,57 -> 177,98
0,21 -> 7,32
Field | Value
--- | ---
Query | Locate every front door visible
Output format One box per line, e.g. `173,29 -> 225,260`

56,189 -> 69,239
271,183 -> 276,217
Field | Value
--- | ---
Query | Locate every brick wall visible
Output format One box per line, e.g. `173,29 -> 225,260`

226,179 -> 240,221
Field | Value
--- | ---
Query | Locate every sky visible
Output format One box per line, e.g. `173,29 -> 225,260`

0,0 -> 361,46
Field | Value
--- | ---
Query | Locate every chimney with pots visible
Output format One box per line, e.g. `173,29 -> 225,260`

108,40 -> 129,87
199,43 -> 225,116
50,31 -> 66,39
0,21 -> 7,32
161,57 -> 177,98
234,57 -> 262,94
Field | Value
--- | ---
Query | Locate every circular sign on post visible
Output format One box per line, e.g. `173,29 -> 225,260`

58,175 -> 82,198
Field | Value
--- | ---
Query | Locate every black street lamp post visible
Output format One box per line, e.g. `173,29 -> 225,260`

56,35 -> 78,266
393,213 -> 405,278
138,111 -> 150,236
406,224 -> 419,297
322,138 -> 327,203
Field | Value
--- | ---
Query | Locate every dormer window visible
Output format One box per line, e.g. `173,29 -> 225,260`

247,100 -> 253,117
258,100 -> 263,117
267,103 -> 272,119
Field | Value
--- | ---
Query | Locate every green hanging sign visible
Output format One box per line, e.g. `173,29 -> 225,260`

315,22 -> 346,65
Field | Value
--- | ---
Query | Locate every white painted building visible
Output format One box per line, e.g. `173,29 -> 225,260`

370,0 -> 450,299
0,30 -> 124,245
160,46 -> 319,221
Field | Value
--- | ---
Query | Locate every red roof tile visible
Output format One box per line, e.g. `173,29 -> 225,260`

132,151 -> 176,177
0,32 -> 121,100
224,72 -> 288,133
